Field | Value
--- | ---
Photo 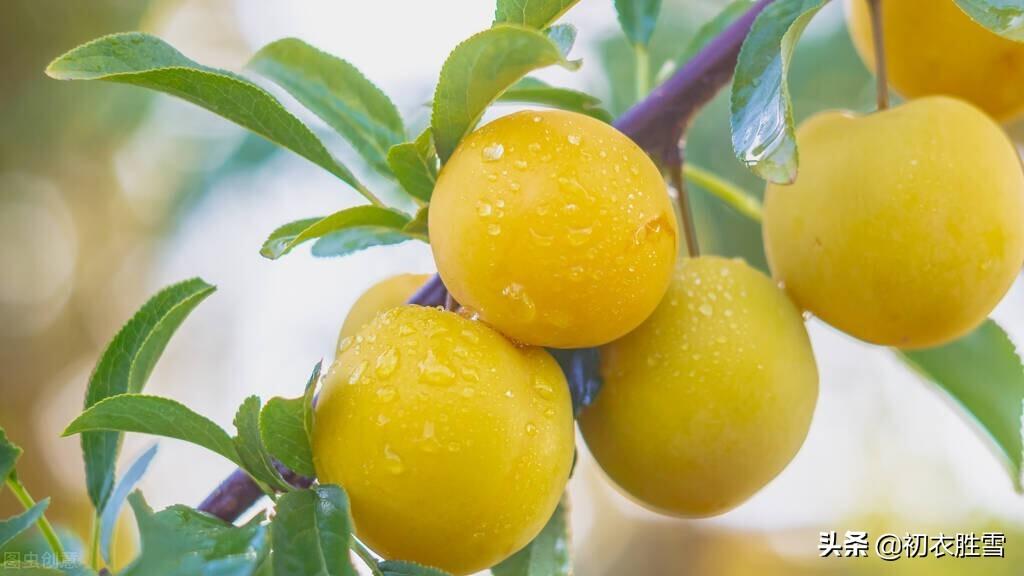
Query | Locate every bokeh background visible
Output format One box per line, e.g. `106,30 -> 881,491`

2,0 -> 1024,574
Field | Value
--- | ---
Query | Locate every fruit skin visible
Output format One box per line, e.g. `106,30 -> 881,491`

314,305 -> 574,575
429,109 -> 677,348
763,97 -> 1024,349
846,0 -> 1024,121
579,257 -> 818,517
337,273 -> 431,350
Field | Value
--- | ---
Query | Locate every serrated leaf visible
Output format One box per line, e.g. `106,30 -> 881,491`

247,38 -> 406,176
492,499 -> 570,576
545,24 -> 577,57
0,500 -> 49,549
899,320 -> 1024,491
497,77 -> 613,122
730,0 -> 828,184
100,444 -> 158,565
549,348 -> 602,416
271,485 -> 356,576
955,0 -> 1024,41
122,492 -> 266,576
494,0 -> 580,29
76,277 -> 215,510
679,0 -> 755,64
387,130 -> 437,202
64,394 -> 241,468
233,396 -> 292,493
260,397 -> 315,478
614,0 -> 662,46
378,561 -> 451,576
0,427 -> 23,492
311,229 -> 416,258
46,33 -> 373,200
432,25 -> 581,163
260,205 -> 413,260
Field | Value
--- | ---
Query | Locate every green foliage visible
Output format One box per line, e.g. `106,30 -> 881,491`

75,277 -> 215,510
378,561 -> 451,576
954,0 -> 1024,41
122,492 -> 266,576
259,362 -> 320,478
491,500 -> 570,576
403,206 -> 430,239
0,501 -> 49,550
233,397 -> 293,493
0,564 -> 96,575
900,320 -> 1024,491
614,0 -> 662,46
100,444 -> 158,564
0,427 -> 22,492
64,394 -> 241,468
248,38 -> 406,177
431,25 -> 580,163
545,24 -> 578,57
386,130 -> 438,202
730,0 -> 829,184
493,0 -> 580,29
46,33 -> 376,203
677,0 -> 755,65
497,77 -> 613,122
260,206 -> 418,260
271,485 -> 356,576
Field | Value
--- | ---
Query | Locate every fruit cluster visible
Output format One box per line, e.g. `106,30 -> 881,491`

312,2 -> 1024,573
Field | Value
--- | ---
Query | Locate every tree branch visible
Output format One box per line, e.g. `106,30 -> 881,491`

196,0 -> 773,523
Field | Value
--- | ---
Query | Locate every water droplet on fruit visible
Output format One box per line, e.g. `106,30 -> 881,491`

505,389 -> 515,399
567,134 -> 581,146
486,173 -> 498,182
699,303 -> 713,317
375,348 -> 399,377
376,385 -> 396,402
418,350 -> 454,385
528,142 -> 542,153
501,282 -> 536,320
461,386 -> 476,398
338,337 -> 353,353
487,223 -> 502,236
567,226 -> 592,246
530,227 -> 554,246
348,361 -> 368,384
383,445 -> 404,475
526,423 -> 538,436
533,377 -> 555,400
477,201 -> 493,217
513,159 -> 528,170
568,266 -> 584,281
461,329 -> 479,343
376,413 -> 390,426
482,143 -> 504,161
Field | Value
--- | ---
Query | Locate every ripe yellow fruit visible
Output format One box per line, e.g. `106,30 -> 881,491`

846,0 -> 1024,121
337,273 -> 431,349
579,257 -> 818,517
429,110 -> 677,348
314,305 -> 574,575
763,97 -> 1024,349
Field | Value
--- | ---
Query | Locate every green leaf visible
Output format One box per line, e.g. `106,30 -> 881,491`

899,320 -> 1024,491
614,0 -> 662,46
247,38 -> 406,176
545,24 -> 577,57
76,277 -> 215,510
378,561 -> 451,576
493,0 -> 580,29
260,205 -> 413,260
0,427 -> 23,492
403,206 -> 430,239
122,492 -> 266,576
387,130 -> 438,202
0,500 -> 49,549
100,444 -> 158,565
0,565 -> 96,576
271,485 -> 356,576
233,396 -> 292,493
730,0 -> 828,184
497,77 -> 613,122
491,499 -> 570,576
954,0 -> 1024,41
64,394 -> 240,468
431,25 -> 580,163
259,363 -> 320,478
46,33 -> 373,201
678,0 -> 755,64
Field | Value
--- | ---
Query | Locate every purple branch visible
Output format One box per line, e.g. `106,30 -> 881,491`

197,0 -> 771,523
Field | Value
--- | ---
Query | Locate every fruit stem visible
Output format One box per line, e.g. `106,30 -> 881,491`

683,163 -> 762,222
867,0 -> 890,110
669,151 -> 700,258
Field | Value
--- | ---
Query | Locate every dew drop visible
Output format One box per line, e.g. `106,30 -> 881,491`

487,223 -> 502,236
699,303 -> 713,317
348,361 -> 368,385
375,347 -> 399,377
376,385 -> 396,402
513,159 -> 528,170
567,134 -> 581,146
526,423 -> 538,436
501,282 -> 536,320
383,445 -> 404,475
528,142 -> 542,153
482,143 -> 504,161
567,226 -> 593,246
477,201 -> 493,217
418,350 -> 455,385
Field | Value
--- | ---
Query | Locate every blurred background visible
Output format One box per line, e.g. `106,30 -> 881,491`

2,0 -> 1023,574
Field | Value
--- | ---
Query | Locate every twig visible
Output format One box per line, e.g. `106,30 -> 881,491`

196,0 -> 777,524
866,0 -> 889,110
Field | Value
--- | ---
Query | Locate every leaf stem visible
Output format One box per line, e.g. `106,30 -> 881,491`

5,476 -> 66,562
683,163 -> 763,222
352,539 -> 384,576
634,45 -> 651,101
355,181 -> 387,208
867,0 -> 890,110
